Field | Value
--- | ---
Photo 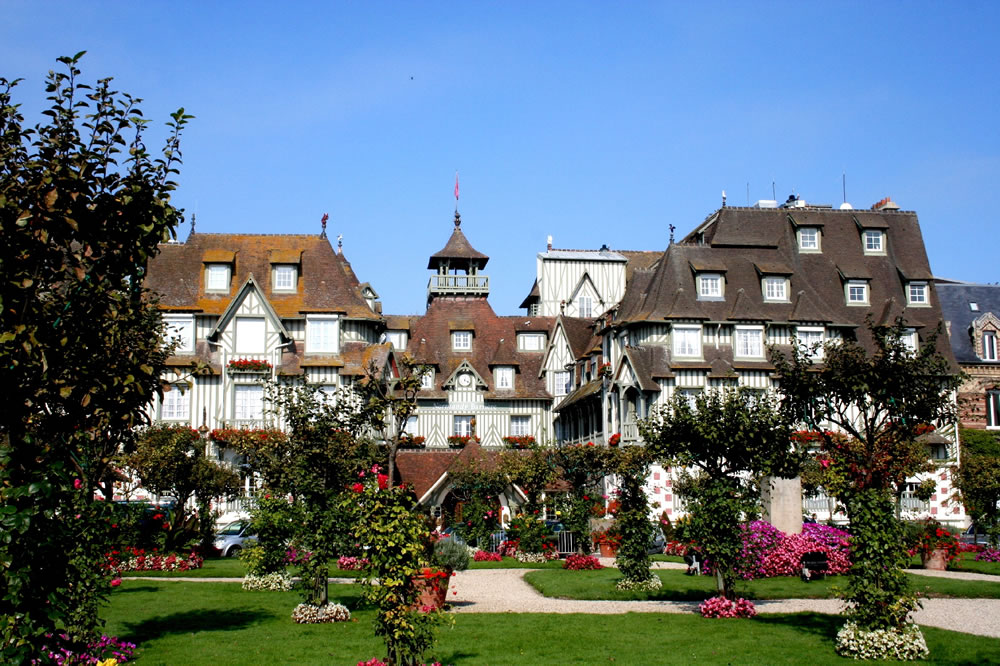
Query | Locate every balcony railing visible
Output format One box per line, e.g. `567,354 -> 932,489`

428,274 -> 489,296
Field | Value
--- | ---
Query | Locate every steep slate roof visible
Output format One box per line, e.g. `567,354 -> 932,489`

396,440 -> 531,501
560,316 -> 599,359
427,212 -> 489,268
400,298 -> 556,400
937,282 -> 1000,365
147,233 -> 379,320
616,206 -> 951,359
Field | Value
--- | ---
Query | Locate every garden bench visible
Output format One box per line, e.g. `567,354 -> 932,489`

800,551 -> 828,582
684,552 -> 702,576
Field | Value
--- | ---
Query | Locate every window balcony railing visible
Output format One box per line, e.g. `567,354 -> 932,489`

428,274 -> 489,296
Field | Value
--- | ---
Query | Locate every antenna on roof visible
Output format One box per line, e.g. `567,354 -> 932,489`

337,234 -> 343,254
842,172 -> 847,204
771,180 -> 776,201
189,212 -> 196,236
320,212 -> 329,239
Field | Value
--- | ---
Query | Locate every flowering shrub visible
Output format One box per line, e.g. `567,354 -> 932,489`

40,633 -> 137,665
106,547 -> 203,574
663,540 -> 691,557
446,435 -> 479,447
699,596 -> 756,619
226,358 -> 272,372
608,433 -> 621,446
835,621 -> 929,660
337,555 -> 370,570
473,549 -> 502,562
959,542 -> 984,554
285,547 -> 313,566
976,548 -> 1000,563
501,435 -> 536,449
242,572 -> 293,591
515,547 -> 557,563
291,602 -> 351,623
592,528 -> 622,549
563,554 -> 603,570
908,519 -> 961,564
737,520 -> 785,579
497,540 -> 519,558
615,575 -> 662,591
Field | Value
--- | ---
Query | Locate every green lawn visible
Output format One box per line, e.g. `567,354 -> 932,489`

468,557 -> 564,570
120,557 -> 365,579
524,568 -> 1000,601
103,581 -> 1000,665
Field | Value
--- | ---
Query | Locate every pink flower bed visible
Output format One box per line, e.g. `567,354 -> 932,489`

563,554 -> 603,570
337,555 -> 370,570
107,547 -> 203,574
976,548 -> 1000,563
697,521 -> 852,580
473,550 -> 502,562
699,596 -> 756,618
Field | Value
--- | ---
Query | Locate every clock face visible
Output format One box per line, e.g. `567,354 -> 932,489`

458,373 -> 472,387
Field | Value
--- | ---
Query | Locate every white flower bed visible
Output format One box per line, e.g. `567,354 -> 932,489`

835,621 -> 929,661
514,552 -> 549,563
615,575 -> 663,592
291,603 -> 351,624
242,572 -> 293,591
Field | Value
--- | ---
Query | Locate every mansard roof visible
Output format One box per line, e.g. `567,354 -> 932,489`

147,233 -> 379,320
616,206 -> 949,355
427,212 -> 489,269
937,281 -> 1000,364
397,298 -> 555,399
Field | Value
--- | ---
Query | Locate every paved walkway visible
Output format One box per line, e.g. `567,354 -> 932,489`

128,564 -> 1000,638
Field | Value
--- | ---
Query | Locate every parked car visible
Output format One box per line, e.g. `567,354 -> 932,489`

961,524 -> 990,546
213,520 -> 256,557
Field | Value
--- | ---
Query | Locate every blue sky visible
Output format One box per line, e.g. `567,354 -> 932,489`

5,2 -> 999,314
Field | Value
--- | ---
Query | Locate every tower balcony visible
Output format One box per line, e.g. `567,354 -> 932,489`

427,274 -> 490,298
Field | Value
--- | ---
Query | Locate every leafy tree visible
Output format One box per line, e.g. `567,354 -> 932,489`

361,355 -> 429,488
640,388 -> 795,599
954,429 -> 1000,547
771,320 -> 961,631
124,423 -> 241,551
0,54 -> 189,660
550,442 -> 610,554
607,445 -> 656,585
498,445 -> 557,515
447,457 -> 508,547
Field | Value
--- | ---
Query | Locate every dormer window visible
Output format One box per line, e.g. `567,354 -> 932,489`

517,332 -> 546,351
798,228 -> 820,252
578,296 -> 593,318
907,282 -> 928,306
863,230 -> 885,254
983,331 -> 997,361
901,328 -> 918,354
846,280 -> 869,305
698,273 -> 723,299
796,327 -> 824,360
273,265 -> 297,291
762,276 -> 788,302
495,366 -> 515,390
206,264 -> 231,292
452,331 -> 472,351
420,370 -> 435,389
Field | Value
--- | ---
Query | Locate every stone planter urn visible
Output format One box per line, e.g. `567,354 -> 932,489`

412,568 -> 450,609
598,542 -> 619,558
922,548 -> 949,571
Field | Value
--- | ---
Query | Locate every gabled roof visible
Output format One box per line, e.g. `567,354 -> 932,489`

937,282 -> 1000,364
207,275 -> 291,342
147,233 -> 379,320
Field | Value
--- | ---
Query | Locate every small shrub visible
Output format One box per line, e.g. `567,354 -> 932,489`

433,537 -> 470,571
563,554 -> 602,570
337,555 -> 369,570
699,596 -> 756,619
291,602 -> 351,623
835,621 -> 929,660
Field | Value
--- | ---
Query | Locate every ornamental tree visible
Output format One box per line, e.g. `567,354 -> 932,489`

607,445 -> 657,586
953,429 -> 1000,547
770,319 -> 961,631
0,54 -> 189,661
640,388 -> 796,600
550,442 -> 611,554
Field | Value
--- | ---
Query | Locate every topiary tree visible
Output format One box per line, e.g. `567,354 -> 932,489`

607,445 -> 658,589
640,388 -> 795,600
0,54 -> 190,661
771,319 -> 961,653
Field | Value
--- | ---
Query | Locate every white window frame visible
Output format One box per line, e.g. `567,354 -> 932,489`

798,227 -> 820,252
510,415 -> 531,437
306,315 -> 340,354
517,332 -> 545,351
983,331 -> 998,361
907,282 -> 928,306
234,384 -> 264,421
901,328 -> 918,355
988,391 -> 1000,429
734,326 -> 764,360
578,296 -> 593,318
160,383 -> 190,421
385,330 -> 407,349
452,331 -> 472,351
795,327 -> 825,360
552,370 -> 571,397
672,325 -> 702,358
495,366 -> 515,390
205,264 -> 231,292
453,415 -> 473,437
677,388 -> 700,410
317,384 -> 338,406
164,314 -> 195,354
405,415 -> 418,435
846,281 -> 869,305
698,273 -> 723,299
863,229 -> 885,254
762,277 -> 788,302
420,370 -> 434,389
235,317 -> 266,354
272,264 -> 297,292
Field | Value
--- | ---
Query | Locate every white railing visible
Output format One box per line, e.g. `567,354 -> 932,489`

428,274 -> 489,295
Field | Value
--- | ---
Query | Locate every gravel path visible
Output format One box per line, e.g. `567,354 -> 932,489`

128,565 -> 1000,638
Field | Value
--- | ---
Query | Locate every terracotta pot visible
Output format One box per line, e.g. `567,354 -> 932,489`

412,571 -> 450,609
922,548 -> 948,571
599,543 -> 618,558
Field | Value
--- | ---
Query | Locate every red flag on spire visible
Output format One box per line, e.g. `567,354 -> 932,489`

454,172 -> 459,201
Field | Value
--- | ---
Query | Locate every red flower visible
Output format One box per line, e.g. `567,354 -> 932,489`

377,473 -> 388,490
73,478 -> 82,490
352,483 -> 364,493
110,578 -> 122,587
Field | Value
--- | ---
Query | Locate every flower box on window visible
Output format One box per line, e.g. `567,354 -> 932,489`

398,435 -> 426,449
208,427 -> 286,446
447,435 -> 479,448
502,435 -> 536,449
227,358 -> 272,373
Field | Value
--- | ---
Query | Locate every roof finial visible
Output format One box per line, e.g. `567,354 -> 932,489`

722,189 -> 727,208
454,209 -> 461,228
669,224 -> 676,245
320,212 -> 329,239
189,212 -> 196,235
337,233 -> 343,254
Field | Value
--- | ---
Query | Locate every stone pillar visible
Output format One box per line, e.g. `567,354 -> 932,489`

762,476 -> 803,534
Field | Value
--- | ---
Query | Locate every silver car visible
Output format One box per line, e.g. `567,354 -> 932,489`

213,520 -> 256,557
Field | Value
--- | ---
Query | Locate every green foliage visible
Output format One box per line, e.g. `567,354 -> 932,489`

432,537 -> 470,571
954,454 -> 1000,548
345,470 -> 444,666
447,458 -> 507,547
498,446 -> 557,514
245,493 -> 298,576
959,428 -> 1000,457
550,443 -> 610,553
771,319 -> 960,631
507,512 -> 554,554
640,388 -> 793,598
608,446 -> 654,583
0,54 -> 189,661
